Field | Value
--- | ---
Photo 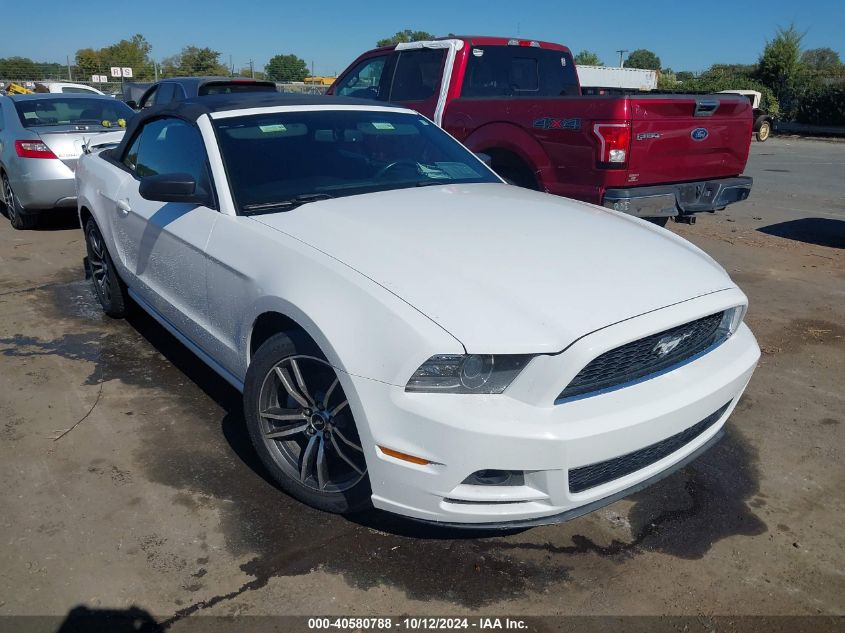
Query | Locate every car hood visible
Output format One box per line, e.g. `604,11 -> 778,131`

253,183 -> 734,353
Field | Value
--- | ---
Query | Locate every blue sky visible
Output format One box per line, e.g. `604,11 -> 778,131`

0,0 -> 842,75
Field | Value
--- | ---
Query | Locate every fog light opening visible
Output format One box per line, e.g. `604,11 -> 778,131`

463,469 -> 525,487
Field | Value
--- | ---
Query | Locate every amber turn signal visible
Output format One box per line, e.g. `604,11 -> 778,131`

378,446 -> 430,465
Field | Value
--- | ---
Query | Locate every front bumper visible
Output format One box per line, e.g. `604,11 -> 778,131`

603,176 -> 753,218
345,290 -> 760,526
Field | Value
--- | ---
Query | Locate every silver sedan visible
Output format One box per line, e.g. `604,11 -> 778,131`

0,93 -> 135,229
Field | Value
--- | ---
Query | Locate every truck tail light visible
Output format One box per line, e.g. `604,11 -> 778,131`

15,140 -> 58,159
592,122 -> 631,168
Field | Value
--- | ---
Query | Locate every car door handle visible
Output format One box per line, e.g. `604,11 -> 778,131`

116,199 -> 131,215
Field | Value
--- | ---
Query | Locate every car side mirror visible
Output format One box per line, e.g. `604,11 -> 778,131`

475,152 -> 492,166
139,173 -> 209,205
125,99 -> 138,109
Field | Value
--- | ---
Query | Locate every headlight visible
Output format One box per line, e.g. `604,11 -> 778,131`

405,354 -> 533,394
717,306 -> 745,340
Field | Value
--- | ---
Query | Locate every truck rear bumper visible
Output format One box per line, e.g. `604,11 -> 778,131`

603,176 -> 753,218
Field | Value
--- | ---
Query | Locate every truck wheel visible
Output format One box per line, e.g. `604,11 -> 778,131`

490,156 -> 541,191
756,120 -> 771,142
2,174 -> 38,230
646,217 -> 669,227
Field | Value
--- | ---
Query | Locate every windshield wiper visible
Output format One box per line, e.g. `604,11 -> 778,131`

242,193 -> 334,214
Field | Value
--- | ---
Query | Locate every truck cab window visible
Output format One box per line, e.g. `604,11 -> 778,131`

335,56 -> 388,100
389,48 -> 446,102
462,47 -> 579,98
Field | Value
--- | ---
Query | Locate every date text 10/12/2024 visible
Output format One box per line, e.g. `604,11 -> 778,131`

307,617 -> 529,630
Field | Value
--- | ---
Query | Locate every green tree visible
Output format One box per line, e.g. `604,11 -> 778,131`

801,47 -> 841,72
574,50 -> 602,66
757,24 -> 804,104
74,34 -> 155,80
0,56 -> 39,80
265,54 -> 309,82
625,49 -> 661,70
675,70 -> 695,82
376,30 -> 435,47
74,48 -> 102,78
161,46 -> 229,77
657,68 -> 678,89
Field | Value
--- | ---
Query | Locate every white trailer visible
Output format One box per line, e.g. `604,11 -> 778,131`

576,65 -> 658,91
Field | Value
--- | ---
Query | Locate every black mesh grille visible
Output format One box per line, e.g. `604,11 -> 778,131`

568,402 -> 731,493
558,311 -> 726,401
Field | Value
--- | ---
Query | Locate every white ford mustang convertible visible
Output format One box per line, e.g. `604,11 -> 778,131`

77,94 -> 760,528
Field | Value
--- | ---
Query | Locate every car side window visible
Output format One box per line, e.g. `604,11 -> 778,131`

335,56 -> 389,100
122,131 -> 143,171
124,118 -> 211,191
389,48 -> 446,102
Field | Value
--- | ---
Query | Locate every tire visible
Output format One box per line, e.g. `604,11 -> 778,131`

756,120 -> 771,142
84,218 -> 128,318
646,217 -> 669,227
491,155 -> 541,191
244,331 -> 372,514
2,174 -> 38,230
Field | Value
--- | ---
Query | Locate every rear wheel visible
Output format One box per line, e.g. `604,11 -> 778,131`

646,217 -> 669,227
2,174 -> 38,230
244,332 -> 371,514
756,120 -> 771,142
84,218 -> 128,317
489,152 -> 541,190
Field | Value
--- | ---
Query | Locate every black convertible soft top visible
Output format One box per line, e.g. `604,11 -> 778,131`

113,93 -> 402,158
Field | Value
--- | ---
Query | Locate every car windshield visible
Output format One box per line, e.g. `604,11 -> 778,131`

14,98 -> 135,128
213,109 -> 500,213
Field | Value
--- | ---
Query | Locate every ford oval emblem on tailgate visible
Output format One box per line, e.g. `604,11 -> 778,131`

691,127 -> 709,141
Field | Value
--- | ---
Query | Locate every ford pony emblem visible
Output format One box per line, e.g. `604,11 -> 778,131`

691,127 -> 709,141
652,332 -> 693,358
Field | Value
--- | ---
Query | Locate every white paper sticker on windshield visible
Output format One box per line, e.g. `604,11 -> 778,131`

472,48 -> 484,57
372,122 -> 395,130
259,124 -> 287,133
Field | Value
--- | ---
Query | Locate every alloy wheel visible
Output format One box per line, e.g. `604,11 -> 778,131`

86,225 -> 112,305
257,355 -> 366,493
3,176 -> 19,225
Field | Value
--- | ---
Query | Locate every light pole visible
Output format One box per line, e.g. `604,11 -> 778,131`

616,49 -> 629,68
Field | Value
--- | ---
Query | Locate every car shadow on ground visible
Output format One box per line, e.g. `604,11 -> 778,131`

0,208 -> 82,231
52,605 -> 163,633
757,217 -> 845,249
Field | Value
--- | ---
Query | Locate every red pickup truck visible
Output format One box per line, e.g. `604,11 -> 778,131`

328,36 -> 754,225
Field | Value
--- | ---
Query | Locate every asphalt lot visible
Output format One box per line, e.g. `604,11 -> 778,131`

0,137 -> 842,626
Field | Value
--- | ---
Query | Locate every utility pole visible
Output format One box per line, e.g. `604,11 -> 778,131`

66,56 -> 72,81
249,59 -> 255,79
154,61 -> 159,81
229,54 -> 233,77
616,49 -> 629,68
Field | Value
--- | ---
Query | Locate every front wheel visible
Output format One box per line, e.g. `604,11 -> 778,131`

756,120 -> 771,142
244,332 -> 371,514
645,217 -> 669,227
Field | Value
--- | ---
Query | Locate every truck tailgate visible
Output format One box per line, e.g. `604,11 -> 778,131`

626,95 -> 752,185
